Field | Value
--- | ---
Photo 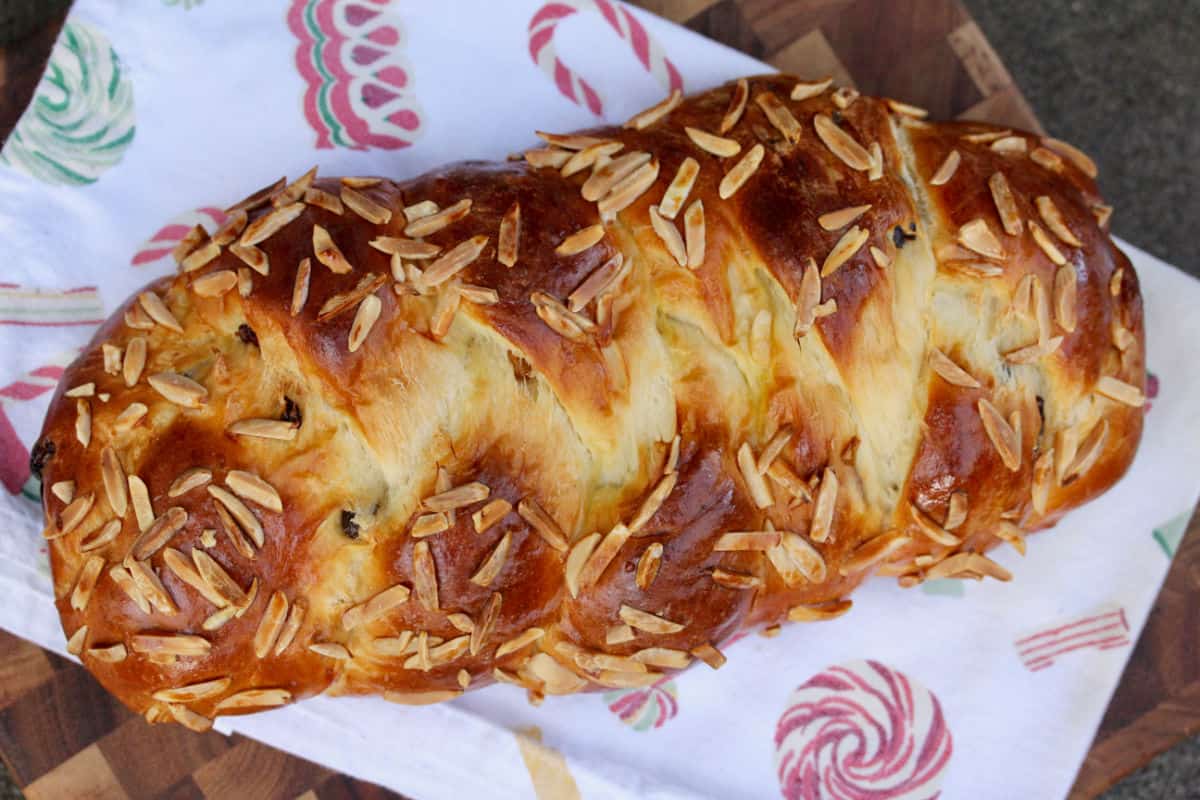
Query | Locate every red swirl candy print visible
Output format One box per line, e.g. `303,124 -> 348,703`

775,660 -> 952,800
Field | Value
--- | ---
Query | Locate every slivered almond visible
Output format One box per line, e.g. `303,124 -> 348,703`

929,150 -> 960,186
963,129 -> 1011,144
659,157 -> 699,219
423,481 -> 489,512
291,258 -> 311,315
1054,265 -> 1077,333
929,348 -> 981,388
944,491 -> 969,530
404,200 -> 439,220
978,398 -> 1021,470
340,186 -> 392,224
191,548 -> 245,606
636,543 -> 663,590
619,604 -> 684,635
253,591 -> 290,657
472,498 -> 511,533
928,552 -> 1012,582
531,291 -> 595,342
50,480 -> 74,504
720,78 -> 750,133
756,91 -> 802,142
230,242 -> 268,275
1030,147 -> 1065,172
582,151 -> 651,202
227,418 -> 298,441
211,212 -> 247,245
457,283 -> 499,305
578,523 -> 632,588
80,519 -> 121,552
312,224 -> 353,274
606,625 -> 636,645
819,204 -> 871,231
737,442 -> 773,508
412,540 -> 439,610
691,643 -> 726,669
1065,419 -> 1109,480
632,647 -> 691,670
215,689 -> 292,712
711,568 -> 762,590
991,136 -> 1027,153
108,564 -> 150,614
225,470 -> 282,513
843,530 -> 912,573
1032,450 -> 1055,515
309,642 -> 351,660
957,219 -> 1004,260
886,98 -> 928,118
791,77 -> 832,101
124,305 -> 155,330
208,485 -> 265,547
411,512 -> 449,538
498,202 -> 520,267
70,555 -> 104,611
714,531 -> 780,551
470,592 -> 502,656
568,252 -> 624,311
794,258 -> 821,338
180,241 -> 220,273
87,644 -> 128,663
57,492 -> 95,536
241,202 -> 304,246
684,200 -> 705,269
1029,220 -> 1066,265
766,531 -> 826,586
132,633 -> 210,657
718,144 -> 763,199
317,274 -> 387,321
565,532 -> 601,598
132,506 -> 188,559
561,141 -> 623,177
348,294 -> 382,353
832,87 -> 859,108
821,225 -> 869,276
814,114 -> 871,171
557,224 -> 605,256
649,206 -> 686,265
1042,137 -> 1098,178
125,558 -> 178,614
172,224 -> 209,265
304,186 -> 344,214
66,626 -> 88,656
128,476 -> 153,531
868,142 -> 884,180
988,172 -> 1023,235
102,343 -> 123,376
97,447 -> 128,518
624,89 -> 681,130
148,372 -> 208,408
163,547 -> 227,606
470,530 -> 511,587
404,198 -> 471,238
517,498 -> 568,552
756,429 -> 793,475
122,337 -> 146,387
910,504 -> 961,547
495,627 -> 544,659
237,267 -> 253,296
598,158 -> 660,217
153,677 -> 232,705
421,235 -> 489,287
75,399 -> 91,447
1037,196 -> 1082,246
1093,203 -> 1114,228
192,270 -> 238,297
788,599 -> 853,622
370,236 -> 440,259
1095,376 -> 1145,407
810,468 -> 838,542
274,600 -> 305,655
525,148 -> 570,170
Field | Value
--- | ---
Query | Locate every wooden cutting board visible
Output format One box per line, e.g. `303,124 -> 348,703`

0,2 -> 1192,798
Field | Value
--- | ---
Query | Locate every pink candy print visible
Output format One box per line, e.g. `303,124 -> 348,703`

0,357 -> 73,494
775,660 -> 953,800
603,676 -> 678,731
288,0 -> 423,150
528,0 -> 683,116
130,206 -> 227,267
1015,607 -> 1130,672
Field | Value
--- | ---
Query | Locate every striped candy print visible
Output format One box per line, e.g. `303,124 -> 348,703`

130,206 -> 227,267
0,284 -> 103,328
1015,607 -> 1131,672
0,353 -> 77,495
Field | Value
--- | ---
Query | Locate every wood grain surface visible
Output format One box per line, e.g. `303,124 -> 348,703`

0,2 -> 1191,798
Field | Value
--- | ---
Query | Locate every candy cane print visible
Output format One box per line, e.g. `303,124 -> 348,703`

0,354 -> 76,494
130,206 -> 227,267
528,0 -> 684,117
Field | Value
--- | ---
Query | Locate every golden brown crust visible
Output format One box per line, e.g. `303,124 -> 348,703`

36,75 -> 1145,724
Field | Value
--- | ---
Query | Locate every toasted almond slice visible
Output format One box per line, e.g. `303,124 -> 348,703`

568,252 -> 624,312
50,480 -> 74,504
172,224 -> 209,265
766,531 -> 827,586
793,258 -> 821,338
582,151 -> 652,203
225,470 -> 282,513
132,506 -> 188,560
163,547 -> 228,607
619,604 -> 684,635
810,467 -> 839,542
252,591 -> 289,658
832,87 -> 859,108
718,144 -> 764,199
713,531 -> 781,551
429,288 -> 460,340
341,186 -> 392,225
991,135 -> 1027,153
867,142 -> 884,180
237,267 -> 253,297
493,201 -> 521,267
124,305 -> 155,330
957,218 -> 1004,260
404,198 -> 471,238
1053,264 -> 1077,333
469,592 -> 502,656
929,552 -> 1013,582
659,157 -> 699,220
565,532 -> 601,598
684,199 -> 706,269
598,158 -> 660,217
128,476 -> 153,532
70,555 -> 104,611
192,270 -> 238,298
944,491 -> 969,531
227,418 -> 298,441
348,294 -> 382,353
311,224 -> 353,274
929,150 -> 960,186
755,91 -> 802,142
108,564 -> 150,614
635,542 -> 664,590
978,398 -> 1021,470
87,644 -> 128,663
631,647 -> 691,670
516,498 -> 568,552
1032,449 -> 1055,515
412,540 -> 439,610
1065,419 -> 1109,481
756,428 -> 793,475
715,78 -> 751,134
230,242 -> 269,276
74,399 -> 91,447
843,530 -> 912,574
691,643 -> 726,669
1042,137 -> 1098,178
578,523 -> 632,588
148,372 -> 208,408
819,204 -> 871,231
66,625 -> 88,656
370,237 -> 440,260
457,283 -> 499,306
1095,375 -> 1145,407
929,348 -> 981,388
138,292 -> 184,333
495,627 -> 544,659
886,98 -> 928,118
1030,146 -> 1065,172
411,512 -> 449,539
180,241 -> 220,273
132,633 -> 210,658
317,274 -> 387,322
304,186 -> 344,215
556,224 -> 606,256
711,568 -> 763,590
1093,203 -> 1114,229
215,688 -> 292,712
988,172 -> 1023,235
472,498 -> 512,534
942,259 -> 1004,278
963,129 -> 1011,144
1029,220 -> 1066,265
242,202 -> 304,246
737,442 -> 774,508
80,519 -> 121,552
208,485 -> 265,547
190,548 -> 246,606
308,642 -> 351,660
788,599 -> 853,622
125,557 -> 178,614
57,492 -> 95,536
649,206 -> 686,266
561,141 -> 623,177
290,257 -> 312,316
531,291 -> 595,342
821,225 -> 869,276
274,600 -> 306,655
423,481 -> 489,512
1037,196 -> 1082,246
605,625 -> 637,647
910,504 -> 961,547
624,89 -> 682,130
814,114 -> 871,171
791,77 -> 833,101
421,235 -> 489,288
525,148 -> 570,169
102,343 -> 123,376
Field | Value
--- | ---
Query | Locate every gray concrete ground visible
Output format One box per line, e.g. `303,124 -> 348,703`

0,1 -> 1197,798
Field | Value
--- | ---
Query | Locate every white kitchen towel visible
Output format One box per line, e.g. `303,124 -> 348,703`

0,2 -> 1197,799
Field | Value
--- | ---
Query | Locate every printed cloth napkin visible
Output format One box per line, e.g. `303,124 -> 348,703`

1,2 -> 1198,798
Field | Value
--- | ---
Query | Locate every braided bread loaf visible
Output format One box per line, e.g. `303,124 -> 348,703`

36,75 -> 1145,729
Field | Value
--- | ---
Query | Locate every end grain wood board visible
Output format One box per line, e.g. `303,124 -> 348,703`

0,2 -> 1192,798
